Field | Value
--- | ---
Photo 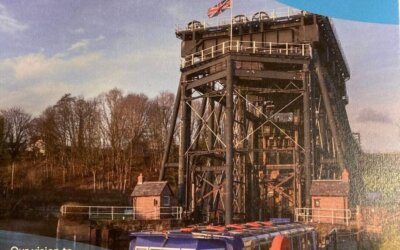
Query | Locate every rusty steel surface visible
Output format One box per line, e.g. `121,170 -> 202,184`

160,12 -> 361,224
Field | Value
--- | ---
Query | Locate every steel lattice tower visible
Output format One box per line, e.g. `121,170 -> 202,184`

159,11 -> 361,224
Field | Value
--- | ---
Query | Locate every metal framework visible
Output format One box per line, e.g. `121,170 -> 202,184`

159,11 -> 361,224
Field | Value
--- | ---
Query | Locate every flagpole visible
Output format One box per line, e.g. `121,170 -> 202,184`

230,0 -> 233,49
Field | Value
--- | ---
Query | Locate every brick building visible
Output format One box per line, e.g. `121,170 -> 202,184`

131,174 -> 177,220
310,169 -> 350,223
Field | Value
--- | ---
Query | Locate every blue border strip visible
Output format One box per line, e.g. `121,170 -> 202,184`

278,0 -> 399,24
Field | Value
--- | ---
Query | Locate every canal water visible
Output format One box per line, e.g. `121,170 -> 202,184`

0,218 -> 58,238
0,219 -> 114,250
0,230 -> 109,250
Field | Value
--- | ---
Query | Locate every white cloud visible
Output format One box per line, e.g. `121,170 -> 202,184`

0,47 -> 178,115
95,35 -> 105,42
72,27 -> 85,34
68,39 -> 90,51
3,52 -> 102,81
67,35 -> 105,51
0,3 -> 27,33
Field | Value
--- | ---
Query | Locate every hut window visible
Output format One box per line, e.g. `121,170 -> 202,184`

314,199 -> 320,208
163,196 -> 170,206
154,199 -> 158,206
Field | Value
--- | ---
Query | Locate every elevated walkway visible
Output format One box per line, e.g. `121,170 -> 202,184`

181,40 -> 312,68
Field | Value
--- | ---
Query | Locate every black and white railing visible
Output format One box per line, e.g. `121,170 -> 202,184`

181,40 -> 312,68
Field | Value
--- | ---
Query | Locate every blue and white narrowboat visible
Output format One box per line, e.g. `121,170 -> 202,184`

129,221 -> 317,250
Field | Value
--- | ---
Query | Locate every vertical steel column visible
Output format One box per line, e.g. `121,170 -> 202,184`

310,72 -> 317,180
185,95 -> 192,209
236,89 -> 246,218
303,65 -> 312,208
178,84 -> 190,207
207,97 -> 215,150
159,83 -> 181,181
225,56 -> 234,224
249,120 -> 260,221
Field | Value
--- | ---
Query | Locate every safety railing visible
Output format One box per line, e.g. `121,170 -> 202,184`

181,40 -> 312,68
295,207 -> 352,226
60,205 -> 183,220
176,8 -> 305,32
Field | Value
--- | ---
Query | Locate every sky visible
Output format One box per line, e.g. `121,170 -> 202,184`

0,0 -> 399,153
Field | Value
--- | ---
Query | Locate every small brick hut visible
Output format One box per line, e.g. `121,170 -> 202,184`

131,174 -> 177,220
310,169 -> 350,224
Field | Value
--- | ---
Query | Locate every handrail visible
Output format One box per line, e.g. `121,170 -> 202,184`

295,207 -> 352,226
176,8 -> 306,32
60,205 -> 183,220
181,40 -> 312,68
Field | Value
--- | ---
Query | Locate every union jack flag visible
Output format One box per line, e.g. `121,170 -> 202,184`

208,0 -> 231,18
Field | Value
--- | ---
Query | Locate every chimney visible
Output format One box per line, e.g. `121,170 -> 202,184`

341,168 -> 349,182
137,173 -> 143,185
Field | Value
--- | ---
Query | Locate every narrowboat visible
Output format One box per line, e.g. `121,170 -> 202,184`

129,221 -> 317,250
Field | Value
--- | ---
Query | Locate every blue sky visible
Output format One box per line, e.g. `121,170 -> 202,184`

0,0 -> 399,153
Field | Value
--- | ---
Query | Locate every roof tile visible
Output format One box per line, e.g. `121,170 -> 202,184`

131,181 -> 169,197
310,180 -> 349,196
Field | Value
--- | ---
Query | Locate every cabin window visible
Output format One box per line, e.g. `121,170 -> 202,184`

154,199 -> 158,206
314,199 -> 320,208
306,232 -> 313,249
292,236 -> 300,250
259,240 -> 270,250
249,239 -> 271,250
301,236 -> 307,249
163,196 -> 170,206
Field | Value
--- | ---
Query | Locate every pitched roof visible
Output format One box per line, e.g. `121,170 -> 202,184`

310,180 -> 349,197
131,181 -> 169,197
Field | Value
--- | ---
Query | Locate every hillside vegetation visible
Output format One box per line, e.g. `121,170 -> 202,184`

0,89 -> 181,217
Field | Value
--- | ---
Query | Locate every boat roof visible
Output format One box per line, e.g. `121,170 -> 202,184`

130,221 -> 315,240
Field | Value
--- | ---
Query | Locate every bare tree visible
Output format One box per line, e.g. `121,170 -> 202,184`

53,94 -> 76,184
122,93 -> 150,192
99,88 -> 127,190
33,94 -> 80,185
0,114 -> 5,163
147,92 -> 175,171
82,98 -> 102,192
99,89 -> 155,191
1,107 -> 32,190
1,89 -> 179,192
